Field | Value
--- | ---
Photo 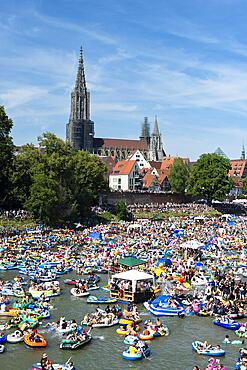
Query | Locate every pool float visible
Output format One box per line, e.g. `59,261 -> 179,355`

138,333 -> 154,340
86,296 -> 117,304
192,341 -> 225,356
0,345 -> 5,353
7,330 -> 24,343
123,335 -> 138,345
122,346 -> 151,360
0,333 -> 7,343
70,288 -> 90,297
116,327 -> 129,335
83,318 -> 119,328
119,318 -> 142,325
213,319 -> 240,330
234,329 -> 247,338
0,309 -> 18,317
24,333 -> 47,347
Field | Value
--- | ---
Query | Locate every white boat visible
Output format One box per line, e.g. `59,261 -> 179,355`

70,288 -> 90,297
87,318 -> 119,328
7,330 -> 24,343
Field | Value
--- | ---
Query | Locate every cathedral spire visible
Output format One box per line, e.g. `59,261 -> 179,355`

241,143 -> 245,160
152,115 -> 159,136
75,46 -> 87,91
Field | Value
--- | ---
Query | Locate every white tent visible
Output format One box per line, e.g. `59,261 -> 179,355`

180,240 -> 203,249
111,269 -> 154,293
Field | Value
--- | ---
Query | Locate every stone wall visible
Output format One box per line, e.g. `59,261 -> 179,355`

101,192 -> 196,206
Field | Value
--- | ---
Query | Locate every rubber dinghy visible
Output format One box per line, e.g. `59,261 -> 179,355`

7,330 -> 24,343
213,319 -> 240,330
144,295 -> 185,317
60,335 -> 92,350
70,288 -> 90,297
122,347 -> 151,360
192,341 -> 225,357
29,364 -> 75,370
86,296 -> 117,304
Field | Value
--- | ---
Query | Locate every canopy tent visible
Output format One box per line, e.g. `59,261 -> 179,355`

118,257 -> 146,268
111,269 -> 154,293
180,240 -> 203,249
88,231 -> 102,241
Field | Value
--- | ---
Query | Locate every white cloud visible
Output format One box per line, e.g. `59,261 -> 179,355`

0,86 -> 49,109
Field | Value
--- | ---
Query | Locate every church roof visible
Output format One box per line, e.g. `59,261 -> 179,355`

214,147 -> 228,159
94,137 -> 148,150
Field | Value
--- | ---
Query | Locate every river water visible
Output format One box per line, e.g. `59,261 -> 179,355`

0,271 -> 241,370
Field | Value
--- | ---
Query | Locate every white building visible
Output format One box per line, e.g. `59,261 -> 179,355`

109,160 -> 141,191
127,150 -> 151,170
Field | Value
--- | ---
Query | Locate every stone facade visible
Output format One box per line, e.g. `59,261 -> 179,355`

66,47 -> 94,151
66,49 -> 165,161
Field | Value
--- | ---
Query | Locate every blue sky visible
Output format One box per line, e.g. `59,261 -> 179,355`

0,0 -> 247,160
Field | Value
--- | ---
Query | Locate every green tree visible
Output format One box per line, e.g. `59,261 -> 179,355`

243,177 -> 247,194
26,173 -> 75,226
0,106 -> 14,208
25,133 -> 108,226
114,200 -> 128,221
10,144 -> 41,208
188,153 -> 233,202
168,158 -> 190,194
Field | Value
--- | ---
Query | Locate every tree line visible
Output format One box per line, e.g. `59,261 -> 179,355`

0,106 -> 108,226
168,155 -> 236,201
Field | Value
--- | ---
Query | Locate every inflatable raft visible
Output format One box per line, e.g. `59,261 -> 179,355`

192,341 -> 225,357
70,288 -> 90,297
144,295 -> 185,317
213,319 -> 240,330
122,347 -> 151,360
60,335 -> 91,350
24,333 -> 47,347
86,296 -> 117,304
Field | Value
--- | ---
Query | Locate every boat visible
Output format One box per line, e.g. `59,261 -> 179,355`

123,335 -> 138,345
0,333 -> 7,343
86,296 -> 117,304
57,323 -> 77,335
7,330 -> 24,343
89,318 -> 119,328
138,333 -> 154,340
192,341 -> 225,356
213,319 -> 240,330
60,335 -> 92,350
122,346 -> 151,360
144,295 -> 185,317
29,364 -> 75,370
234,329 -> 247,338
24,333 -> 47,347
70,288 -> 90,297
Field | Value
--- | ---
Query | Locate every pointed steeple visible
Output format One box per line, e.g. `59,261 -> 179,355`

241,143 -> 245,160
152,115 -> 159,136
140,117 -> 150,140
75,46 -> 87,91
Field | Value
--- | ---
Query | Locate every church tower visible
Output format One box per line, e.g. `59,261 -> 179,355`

241,143 -> 245,160
66,47 -> 94,152
140,116 -> 150,145
148,116 -> 165,161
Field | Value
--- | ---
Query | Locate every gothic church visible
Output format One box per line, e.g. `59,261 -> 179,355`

66,48 -> 165,161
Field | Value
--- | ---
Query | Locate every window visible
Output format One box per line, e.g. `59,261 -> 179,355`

118,178 -> 121,184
